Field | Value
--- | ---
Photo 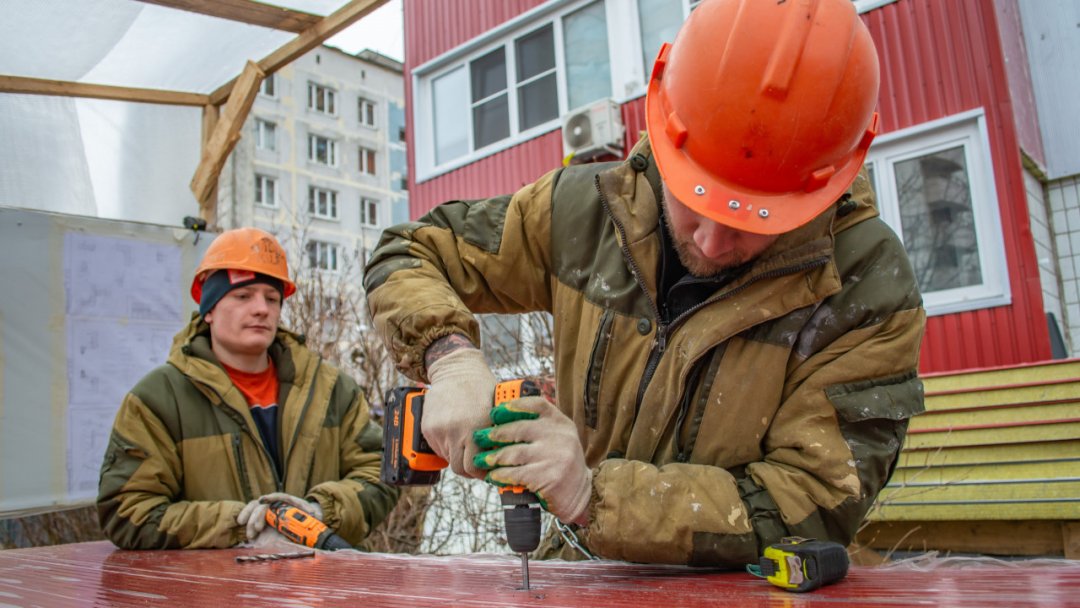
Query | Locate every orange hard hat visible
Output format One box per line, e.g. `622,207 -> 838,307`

645,0 -> 880,235
190,227 -> 296,303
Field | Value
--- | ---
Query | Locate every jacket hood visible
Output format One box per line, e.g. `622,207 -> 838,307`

168,313 -> 314,392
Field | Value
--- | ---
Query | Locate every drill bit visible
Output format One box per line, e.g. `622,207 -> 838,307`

520,552 -> 530,590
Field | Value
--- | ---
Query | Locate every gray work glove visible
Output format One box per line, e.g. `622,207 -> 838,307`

236,493 -> 324,541
423,348 -> 498,479
473,396 -> 592,526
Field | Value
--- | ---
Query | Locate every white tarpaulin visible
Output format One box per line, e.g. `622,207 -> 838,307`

0,0 -> 361,226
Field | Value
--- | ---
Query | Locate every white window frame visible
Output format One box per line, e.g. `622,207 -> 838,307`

359,97 -> 377,127
358,145 -> 377,175
415,0 -> 634,182
307,186 -> 339,220
259,74 -> 276,98
867,108 -> 1010,316
307,82 -> 337,115
360,197 -> 380,227
254,174 -> 277,207
255,119 -> 276,151
307,240 -> 340,272
308,134 -> 338,166
413,0 -> 897,183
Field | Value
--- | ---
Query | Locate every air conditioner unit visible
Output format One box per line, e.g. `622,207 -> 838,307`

561,98 -> 624,163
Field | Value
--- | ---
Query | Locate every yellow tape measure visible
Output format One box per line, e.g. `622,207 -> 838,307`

749,537 -> 849,592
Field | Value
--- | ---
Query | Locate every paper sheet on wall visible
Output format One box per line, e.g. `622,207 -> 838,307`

64,233 -> 182,499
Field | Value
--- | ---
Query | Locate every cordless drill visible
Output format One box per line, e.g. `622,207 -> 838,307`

381,379 -> 543,589
265,501 -> 353,551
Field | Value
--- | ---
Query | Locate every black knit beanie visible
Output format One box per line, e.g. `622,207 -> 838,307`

199,269 -> 285,317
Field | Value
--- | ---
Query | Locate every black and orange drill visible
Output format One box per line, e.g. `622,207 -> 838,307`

265,501 -> 353,551
382,379 -> 543,590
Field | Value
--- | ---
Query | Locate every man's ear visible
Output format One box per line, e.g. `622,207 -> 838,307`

203,311 -> 213,324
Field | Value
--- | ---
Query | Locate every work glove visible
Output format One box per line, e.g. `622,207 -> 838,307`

423,348 -> 498,479
236,493 -> 324,541
472,396 -> 592,526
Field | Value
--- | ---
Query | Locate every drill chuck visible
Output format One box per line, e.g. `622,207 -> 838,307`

502,495 -> 542,554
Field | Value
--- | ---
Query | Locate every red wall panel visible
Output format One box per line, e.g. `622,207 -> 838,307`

864,0 -> 1050,371
402,0 -> 1051,373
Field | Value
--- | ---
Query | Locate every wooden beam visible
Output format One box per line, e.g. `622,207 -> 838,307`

133,0 -> 321,34
857,520 -> 1071,557
0,75 -> 208,106
197,104 -> 221,228
209,0 -> 387,106
190,61 -> 263,207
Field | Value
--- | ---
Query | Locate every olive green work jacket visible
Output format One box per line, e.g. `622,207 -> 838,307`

364,136 -> 925,566
97,315 -> 399,549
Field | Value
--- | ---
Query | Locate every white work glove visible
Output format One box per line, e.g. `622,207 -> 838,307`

472,396 -> 592,526
236,493 -> 324,541
423,348 -> 498,479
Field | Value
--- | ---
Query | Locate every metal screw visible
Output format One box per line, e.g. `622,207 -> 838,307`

728,200 -> 741,210
758,209 -> 769,218
694,185 -> 706,195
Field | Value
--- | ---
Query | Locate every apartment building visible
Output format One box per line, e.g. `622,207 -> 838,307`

218,45 -> 408,288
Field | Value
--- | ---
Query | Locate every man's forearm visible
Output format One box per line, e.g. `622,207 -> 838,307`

424,333 -> 478,370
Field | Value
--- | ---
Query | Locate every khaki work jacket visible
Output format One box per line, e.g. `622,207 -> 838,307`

364,136 -> 925,566
97,315 -> 399,549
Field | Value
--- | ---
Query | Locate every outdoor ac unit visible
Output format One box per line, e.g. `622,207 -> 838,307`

561,98 -> 624,163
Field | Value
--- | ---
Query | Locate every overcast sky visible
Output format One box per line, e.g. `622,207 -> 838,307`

327,0 -> 404,61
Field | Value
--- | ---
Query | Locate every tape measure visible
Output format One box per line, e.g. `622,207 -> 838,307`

748,537 -> 849,592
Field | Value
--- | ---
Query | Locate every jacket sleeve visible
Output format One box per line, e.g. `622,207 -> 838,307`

363,169 -> 560,381
97,391 -> 246,549
584,219 -> 926,566
305,378 -> 400,546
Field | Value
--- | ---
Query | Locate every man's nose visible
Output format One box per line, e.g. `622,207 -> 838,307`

694,218 -> 730,258
251,294 -> 271,314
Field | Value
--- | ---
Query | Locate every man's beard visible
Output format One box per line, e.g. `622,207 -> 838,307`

662,206 -> 753,277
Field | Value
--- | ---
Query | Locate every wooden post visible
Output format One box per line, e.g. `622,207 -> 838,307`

190,60 -> 264,227
197,103 -> 220,228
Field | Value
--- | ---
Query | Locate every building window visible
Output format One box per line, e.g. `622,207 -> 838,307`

421,0 -> 622,176
359,97 -> 376,127
307,186 -> 338,220
255,119 -> 276,151
358,146 -> 377,175
260,74 -> 276,98
866,109 -> 1009,316
254,174 -> 277,207
564,1 -> 611,111
308,134 -> 338,166
307,82 -> 337,115
361,197 -> 380,227
306,240 -> 339,271
638,0 -> 684,78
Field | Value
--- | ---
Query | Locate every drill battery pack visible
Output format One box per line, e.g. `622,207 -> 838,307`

381,386 -> 448,486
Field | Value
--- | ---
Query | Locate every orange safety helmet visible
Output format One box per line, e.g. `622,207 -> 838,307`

190,227 -> 296,303
645,0 -> 880,235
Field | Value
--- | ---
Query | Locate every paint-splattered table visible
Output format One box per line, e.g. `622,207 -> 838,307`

2,541 -> 1078,607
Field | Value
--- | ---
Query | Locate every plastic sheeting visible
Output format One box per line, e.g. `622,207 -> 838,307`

0,0 -> 354,226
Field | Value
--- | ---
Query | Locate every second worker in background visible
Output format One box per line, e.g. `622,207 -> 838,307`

99,227 -> 399,549
364,0 -> 925,565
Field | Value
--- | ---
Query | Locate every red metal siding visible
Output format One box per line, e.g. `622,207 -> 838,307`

402,0 -> 1052,373
864,0 -> 1050,372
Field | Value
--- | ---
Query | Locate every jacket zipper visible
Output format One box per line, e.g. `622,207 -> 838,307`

284,357 -> 322,471
232,433 -> 254,502
205,382 -> 284,492
594,180 -> 666,412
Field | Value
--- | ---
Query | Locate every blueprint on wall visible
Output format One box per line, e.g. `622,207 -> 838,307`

63,233 -> 182,498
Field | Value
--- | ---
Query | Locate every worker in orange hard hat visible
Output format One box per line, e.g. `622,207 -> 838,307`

365,0 -> 925,566
99,227 -> 398,551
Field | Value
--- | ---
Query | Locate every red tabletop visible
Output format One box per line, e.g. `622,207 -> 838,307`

1,541 -> 1078,607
